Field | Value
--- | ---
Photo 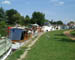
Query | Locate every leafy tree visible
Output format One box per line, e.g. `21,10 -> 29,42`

31,12 -> 45,25
0,21 -> 7,28
0,7 -> 7,22
56,20 -> 63,25
49,19 -> 53,24
19,16 -> 25,25
49,20 -> 57,25
67,21 -> 75,29
49,20 -> 63,25
12,13 -> 21,23
6,9 -> 19,24
44,19 -> 49,22
0,7 -> 7,36
67,21 -> 75,25
0,21 -> 8,36
24,15 -> 31,25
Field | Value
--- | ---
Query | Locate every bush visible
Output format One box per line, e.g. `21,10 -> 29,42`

70,30 -> 75,36
0,21 -> 8,37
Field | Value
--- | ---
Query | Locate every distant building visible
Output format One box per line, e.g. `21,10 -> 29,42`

42,26 -> 51,32
42,24 -> 70,32
61,25 -> 69,29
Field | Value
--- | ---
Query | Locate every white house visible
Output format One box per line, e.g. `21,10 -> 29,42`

42,25 -> 63,32
42,25 -> 55,32
42,26 -> 50,32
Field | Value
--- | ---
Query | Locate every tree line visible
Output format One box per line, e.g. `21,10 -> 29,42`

0,7 -> 47,26
0,7 -> 74,27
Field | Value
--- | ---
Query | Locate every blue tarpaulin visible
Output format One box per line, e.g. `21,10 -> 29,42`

9,28 -> 24,40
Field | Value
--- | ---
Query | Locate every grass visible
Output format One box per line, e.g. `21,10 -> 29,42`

70,30 -> 75,36
6,47 -> 27,60
24,30 -> 75,60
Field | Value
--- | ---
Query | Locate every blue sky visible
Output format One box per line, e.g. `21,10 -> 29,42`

0,0 -> 75,23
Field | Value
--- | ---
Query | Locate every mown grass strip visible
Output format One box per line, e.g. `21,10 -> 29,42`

24,30 -> 75,60
70,30 -> 75,36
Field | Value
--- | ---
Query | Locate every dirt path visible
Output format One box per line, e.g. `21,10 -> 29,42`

17,32 -> 44,60
64,30 -> 75,40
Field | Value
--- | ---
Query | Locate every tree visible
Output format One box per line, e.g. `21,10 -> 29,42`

12,13 -> 22,24
0,7 -> 7,22
49,20 -> 63,25
19,16 -> 25,25
56,20 -> 63,25
0,21 -> 7,28
6,9 -> 20,24
24,15 -> 31,25
49,19 -> 54,24
67,21 -> 75,29
67,21 -> 75,26
31,12 -> 45,25
44,19 -> 49,23
0,21 -> 8,36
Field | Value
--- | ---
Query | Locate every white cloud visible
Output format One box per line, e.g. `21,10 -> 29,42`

50,0 -> 58,2
58,1 -> 64,5
2,0 -> 11,5
55,1 -> 64,6
50,0 -> 64,6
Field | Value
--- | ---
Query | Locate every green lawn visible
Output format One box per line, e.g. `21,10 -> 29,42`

70,30 -> 75,36
6,47 -> 27,60
24,30 -> 75,60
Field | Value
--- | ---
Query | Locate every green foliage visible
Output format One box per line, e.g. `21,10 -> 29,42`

70,30 -> 75,36
19,16 -> 25,25
44,19 -> 49,22
0,21 -> 8,36
0,7 -> 8,36
31,12 -> 45,25
6,9 -> 20,24
12,13 -> 22,23
24,15 -> 31,25
56,20 -> 63,25
6,9 -> 28,25
0,8 -> 48,26
67,21 -> 75,25
49,20 -> 63,25
0,7 -> 7,22
0,21 -> 7,28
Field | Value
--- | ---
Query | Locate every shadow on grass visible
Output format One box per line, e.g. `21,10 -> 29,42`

59,38 -> 75,42
54,37 -> 75,43
53,33 -> 75,43
54,34 -> 65,37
